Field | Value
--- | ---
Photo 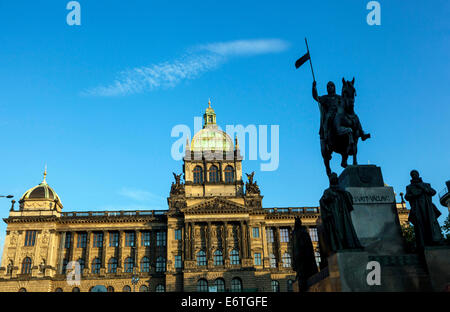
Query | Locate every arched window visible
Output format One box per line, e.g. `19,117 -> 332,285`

282,253 -> 292,268
107,286 -> 114,292
209,165 -> 219,183
197,279 -> 208,292
140,257 -> 150,273
108,258 -> 118,273
72,287 -> 80,292
139,285 -> 149,292
269,254 -> 277,268
155,284 -> 165,292
230,249 -> 240,265
124,257 -> 134,273
213,250 -> 224,266
55,288 -> 63,292
193,166 -> 203,184
271,280 -> 280,292
287,279 -> 294,292
214,278 -> 225,292
196,250 -> 207,266
122,285 -> 131,292
224,166 -> 234,183
156,257 -> 166,272
231,278 -> 242,292
21,257 -> 32,274
77,258 -> 85,273
91,258 -> 101,274
18,288 -> 27,292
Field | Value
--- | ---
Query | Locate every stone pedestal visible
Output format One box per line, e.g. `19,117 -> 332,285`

339,165 -> 405,255
424,246 -> 450,292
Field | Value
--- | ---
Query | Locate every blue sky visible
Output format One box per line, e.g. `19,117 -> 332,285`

0,1 -> 449,254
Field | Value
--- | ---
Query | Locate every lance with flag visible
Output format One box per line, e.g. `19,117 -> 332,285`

295,38 -> 316,82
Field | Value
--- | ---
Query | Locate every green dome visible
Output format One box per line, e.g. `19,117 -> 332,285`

191,127 -> 234,152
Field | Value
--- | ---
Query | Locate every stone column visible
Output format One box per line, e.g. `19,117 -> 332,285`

68,231 -> 75,262
240,221 -> 247,259
223,222 -> 228,261
117,231 -> 124,268
56,232 -> 65,274
275,227 -> 281,268
184,222 -> 190,260
85,231 -> 92,273
101,231 -> 107,268
189,223 -> 195,260
207,222 -> 212,260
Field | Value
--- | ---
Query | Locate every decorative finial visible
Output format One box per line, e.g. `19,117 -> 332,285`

208,98 -> 211,108
235,135 -> 240,150
43,164 -> 47,184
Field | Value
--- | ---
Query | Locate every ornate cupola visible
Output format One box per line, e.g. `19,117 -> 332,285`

203,99 -> 217,128
17,168 -> 63,215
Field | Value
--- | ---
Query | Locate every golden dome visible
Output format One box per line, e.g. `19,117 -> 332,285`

191,128 -> 234,152
20,169 -> 62,203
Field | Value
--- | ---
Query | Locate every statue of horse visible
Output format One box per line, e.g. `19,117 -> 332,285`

321,78 -> 370,176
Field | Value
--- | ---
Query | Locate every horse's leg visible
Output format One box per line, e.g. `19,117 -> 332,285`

341,153 -> 348,168
353,138 -> 358,165
324,157 -> 332,176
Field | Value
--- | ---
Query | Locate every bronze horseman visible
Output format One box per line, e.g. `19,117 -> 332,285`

312,78 -> 370,176
405,170 -> 443,250
319,173 -> 362,251
291,217 -> 318,292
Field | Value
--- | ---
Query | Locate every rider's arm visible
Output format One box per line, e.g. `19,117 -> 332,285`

312,81 -> 319,102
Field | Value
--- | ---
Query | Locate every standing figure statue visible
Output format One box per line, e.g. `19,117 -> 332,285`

313,78 -> 370,176
319,172 -> 363,251
405,170 -> 443,250
291,217 -> 318,292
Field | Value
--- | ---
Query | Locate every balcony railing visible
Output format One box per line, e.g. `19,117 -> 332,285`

61,210 -> 167,218
263,207 -> 320,214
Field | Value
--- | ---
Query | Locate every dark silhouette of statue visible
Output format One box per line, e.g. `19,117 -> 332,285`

291,217 -> 318,292
245,171 -> 260,195
312,78 -> 370,176
170,172 -> 185,195
405,170 -> 443,250
319,172 -> 363,251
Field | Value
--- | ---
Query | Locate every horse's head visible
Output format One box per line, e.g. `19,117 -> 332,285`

341,77 -> 356,113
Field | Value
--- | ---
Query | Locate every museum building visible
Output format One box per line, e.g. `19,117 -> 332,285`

0,101 -> 409,292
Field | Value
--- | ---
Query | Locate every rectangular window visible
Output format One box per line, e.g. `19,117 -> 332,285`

156,231 -> 166,246
141,231 -> 151,247
64,232 -> 72,249
252,227 -> 260,238
280,228 -> 289,243
93,233 -> 103,248
266,228 -> 274,243
24,231 -> 36,247
174,229 -> 182,240
109,232 -> 119,247
309,228 -> 318,242
174,255 -> 182,269
125,232 -> 136,247
77,233 -> 87,248
254,253 -> 262,266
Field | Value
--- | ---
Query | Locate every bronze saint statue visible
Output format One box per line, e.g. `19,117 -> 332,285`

405,170 -> 443,250
319,172 -> 362,251
291,217 -> 318,292
312,78 -> 370,176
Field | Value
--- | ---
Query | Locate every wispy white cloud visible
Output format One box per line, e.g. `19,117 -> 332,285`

118,187 -> 164,202
83,38 -> 289,97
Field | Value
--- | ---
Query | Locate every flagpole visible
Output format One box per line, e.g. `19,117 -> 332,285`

305,38 -> 316,82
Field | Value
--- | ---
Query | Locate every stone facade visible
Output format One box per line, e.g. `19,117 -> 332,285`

0,103 -> 409,292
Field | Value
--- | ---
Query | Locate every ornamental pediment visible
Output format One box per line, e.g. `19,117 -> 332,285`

182,197 -> 250,214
